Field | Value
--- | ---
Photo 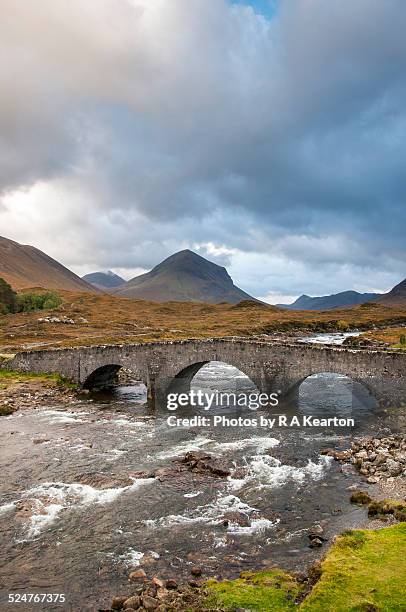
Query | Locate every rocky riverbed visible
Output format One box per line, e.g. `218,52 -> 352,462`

321,435 -> 406,483
1,364 -> 405,611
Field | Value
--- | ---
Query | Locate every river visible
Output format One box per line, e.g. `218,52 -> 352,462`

0,344 -> 393,611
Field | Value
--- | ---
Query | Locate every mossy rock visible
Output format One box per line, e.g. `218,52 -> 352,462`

350,491 -> 372,505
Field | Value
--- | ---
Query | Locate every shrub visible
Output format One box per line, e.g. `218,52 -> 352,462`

16,291 -> 62,312
0,278 -> 16,313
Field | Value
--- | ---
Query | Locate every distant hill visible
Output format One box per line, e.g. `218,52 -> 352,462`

277,290 -> 379,311
0,235 -> 98,293
82,271 -> 125,291
376,277 -> 406,306
113,249 -> 256,304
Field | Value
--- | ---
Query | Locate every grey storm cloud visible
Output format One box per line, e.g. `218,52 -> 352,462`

0,0 -> 405,298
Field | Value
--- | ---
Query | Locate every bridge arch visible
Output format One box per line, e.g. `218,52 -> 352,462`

83,363 -> 123,389
282,370 -> 378,410
166,359 -> 259,397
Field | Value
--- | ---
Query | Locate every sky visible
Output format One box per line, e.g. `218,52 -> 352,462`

0,0 -> 405,304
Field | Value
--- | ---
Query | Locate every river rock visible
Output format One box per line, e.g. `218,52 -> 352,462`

74,473 -> 134,489
331,435 -> 405,482
309,537 -> 323,548
165,579 -> 178,590
308,524 -> 324,538
140,553 -> 159,566
129,470 -> 156,480
223,511 -> 250,527
153,466 -> 181,481
350,490 -> 372,504
142,594 -> 159,609
123,595 -> 141,609
190,566 -> 203,577
386,459 -> 402,476
129,568 -> 148,583
111,596 -> 128,609
179,451 -> 231,477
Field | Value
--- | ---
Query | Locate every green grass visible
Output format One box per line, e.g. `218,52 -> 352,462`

205,569 -> 303,611
0,368 -> 77,388
391,343 -> 406,350
205,524 -> 406,611
301,524 -> 406,612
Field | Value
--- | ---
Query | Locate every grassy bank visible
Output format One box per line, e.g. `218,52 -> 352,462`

0,368 -> 75,387
0,368 -> 77,415
205,523 -> 406,611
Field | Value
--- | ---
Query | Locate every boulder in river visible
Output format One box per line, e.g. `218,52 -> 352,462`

129,568 -> 148,583
179,450 -> 231,477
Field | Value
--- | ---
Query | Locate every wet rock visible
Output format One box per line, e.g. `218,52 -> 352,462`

320,448 -> 336,457
129,470 -> 156,480
230,467 -> 246,479
129,568 -> 148,583
165,579 -> 178,590
156,587 -> 169,601
151,577 -> 164,588
140,553 -> 159,566
179,451 -> 231,477
123,595 -> 141,609
308,524 -> 324,538
111,596 -> 128,609
386,459 -> 402,477
142,594 -> 159,609
374,453 -> 387,466
332,435 -> 405,482
15,499 -> 41,521
223,511 -> 250,527
309,537 -> 323,548
73,473 -> 134,489
190,566 -> 203,577
350,490 -> 372,505
153,466 -> 181,481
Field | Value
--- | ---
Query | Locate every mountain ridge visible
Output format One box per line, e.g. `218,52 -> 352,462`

82,271 -> 125,291
277,290 -> 380,311
376,278 -> 406,306
0,235 -> 98,293
113,249 -> 257,304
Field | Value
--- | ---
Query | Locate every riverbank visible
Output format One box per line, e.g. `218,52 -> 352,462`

1,367 -> 405,611
104,435 -> 406,611
104,519 -> 406,611
0,368 -> 78,415
203,522 -> 406,612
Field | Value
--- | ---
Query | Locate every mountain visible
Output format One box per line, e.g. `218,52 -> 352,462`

277,290 -> 379,311
0,235 -> 98,293
376,277 -> 406,306
82,271 -> 125,291
113,249 -> 256,304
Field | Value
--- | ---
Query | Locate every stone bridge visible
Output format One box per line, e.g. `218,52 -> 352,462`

8,338 -> 406,409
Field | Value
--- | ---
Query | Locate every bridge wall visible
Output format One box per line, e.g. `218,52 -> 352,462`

9,339 -> 406,407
